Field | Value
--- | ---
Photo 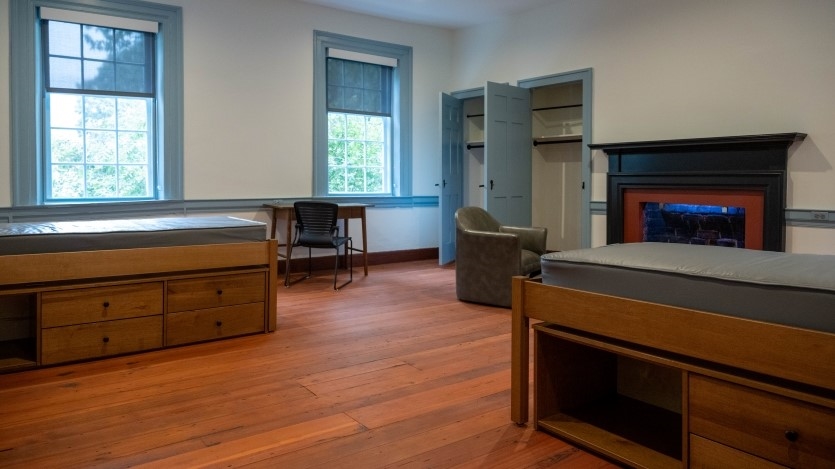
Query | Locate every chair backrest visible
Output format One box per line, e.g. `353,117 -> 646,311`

294,201 -> 339,247
455,206 -> 501,233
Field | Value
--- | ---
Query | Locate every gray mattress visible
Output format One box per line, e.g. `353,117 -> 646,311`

541,243 -> 835,333
0,216 -> 266,255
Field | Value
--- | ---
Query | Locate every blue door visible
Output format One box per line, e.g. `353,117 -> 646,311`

484,82 -> 532,226
439,92 -> 464,264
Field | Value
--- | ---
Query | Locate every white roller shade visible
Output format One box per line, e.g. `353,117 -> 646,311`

327,48 -> 398,68
40,6 -> 158,33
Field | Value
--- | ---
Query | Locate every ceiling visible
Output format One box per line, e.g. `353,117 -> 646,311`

299,0 -> 560,29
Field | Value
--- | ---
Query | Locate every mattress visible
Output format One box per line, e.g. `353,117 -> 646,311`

541,243 -> 835,333
0,216 -> 266,256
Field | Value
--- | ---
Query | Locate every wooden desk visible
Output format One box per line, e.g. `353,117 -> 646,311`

263,202 -> 371,278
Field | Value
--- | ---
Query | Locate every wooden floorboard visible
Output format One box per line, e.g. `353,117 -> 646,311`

0,260 -> 617,468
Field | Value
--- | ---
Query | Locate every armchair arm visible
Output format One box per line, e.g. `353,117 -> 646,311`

500,225 -> 547,255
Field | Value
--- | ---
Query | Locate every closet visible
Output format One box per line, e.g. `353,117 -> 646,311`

439,70 -> 591,262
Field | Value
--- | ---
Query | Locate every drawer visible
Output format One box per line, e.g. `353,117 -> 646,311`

41,315 -> 163,365
167,273 -> 265,313
42,282 -> 163,327
690,434 -> 786,468
689,374 -> 835,468
165,303 -> 265,346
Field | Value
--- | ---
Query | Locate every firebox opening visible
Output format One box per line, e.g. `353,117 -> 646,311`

642,202 -> 746,248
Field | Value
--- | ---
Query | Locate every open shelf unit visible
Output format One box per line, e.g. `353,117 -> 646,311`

534,323 -> 683,469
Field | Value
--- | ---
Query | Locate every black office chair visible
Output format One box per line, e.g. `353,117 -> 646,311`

285,201 -> 353,290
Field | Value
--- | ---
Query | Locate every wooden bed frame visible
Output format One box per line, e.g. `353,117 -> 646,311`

511,276 -> 835,468
0,240 -> 278,371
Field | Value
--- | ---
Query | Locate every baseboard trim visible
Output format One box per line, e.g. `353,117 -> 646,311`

281,247 -> 438,274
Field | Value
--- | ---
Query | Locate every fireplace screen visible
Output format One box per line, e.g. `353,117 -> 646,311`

643,202 -> 745,248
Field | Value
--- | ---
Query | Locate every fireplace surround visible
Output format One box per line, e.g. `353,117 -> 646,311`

590,133 -> 806,252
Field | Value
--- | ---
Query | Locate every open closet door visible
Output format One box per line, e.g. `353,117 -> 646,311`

439,92 -> 464,265
484,82 -> 532,226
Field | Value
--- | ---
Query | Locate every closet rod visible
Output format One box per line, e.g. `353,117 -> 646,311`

532,104 -> 582,112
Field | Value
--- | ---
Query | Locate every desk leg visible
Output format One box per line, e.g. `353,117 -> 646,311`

361,207 -> 368,276
342,216 -> 350,269
284,210 -> 293,286
511,276 -> 529,425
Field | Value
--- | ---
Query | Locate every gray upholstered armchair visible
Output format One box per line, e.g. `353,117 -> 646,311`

454,206 -> 547,307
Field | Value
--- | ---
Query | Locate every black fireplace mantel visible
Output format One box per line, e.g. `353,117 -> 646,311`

590,133 -> 806,252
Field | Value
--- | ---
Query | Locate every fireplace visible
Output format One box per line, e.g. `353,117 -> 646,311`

590,133 -> 806,252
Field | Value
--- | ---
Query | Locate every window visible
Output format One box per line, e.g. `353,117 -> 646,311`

313,31 -> 412,197
44,20 -> 155,200
326,58 -> 391,194
10,0 -> 183,206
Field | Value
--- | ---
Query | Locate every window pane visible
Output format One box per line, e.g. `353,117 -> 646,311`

327,113 -> 346,139
82,25 -> 114,60
328,140 -> 345,166
116,63 -> 148,92
117,98 -> 148,130
328,167 -> 346,193
84,60 -> 115,90
50,129 -> 84,163
346,167 -> 364,192
86,164 -> 118,197
48,21 -> 80,57
346,141 -> 365,166
84,96 -> 116,129
49,57 -> 82,88
346,115 -> 364,139
50,94 -> 83,128
366,168 -> 383,192
119,132 -> 148,164
86,130 -> 117,163
51,165 -> 84,198
119,165 -> 149,196
116,30 -> 145,64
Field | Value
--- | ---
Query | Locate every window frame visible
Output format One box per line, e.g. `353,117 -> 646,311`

313,30 -> 412,197
9,0 -> 183,206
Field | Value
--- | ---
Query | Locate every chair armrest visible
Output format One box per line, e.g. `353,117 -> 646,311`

500,226 -> 547,255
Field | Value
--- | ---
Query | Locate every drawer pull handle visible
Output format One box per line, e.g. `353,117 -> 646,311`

103,301 -> 110,308
216,320 -> 223,327
102,336 -> 110,343
785,430 -> 799,442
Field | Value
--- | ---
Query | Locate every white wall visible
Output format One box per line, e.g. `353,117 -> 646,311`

4,0 -> 835,254
0,0 -> 451,252
451,0 -> 835,253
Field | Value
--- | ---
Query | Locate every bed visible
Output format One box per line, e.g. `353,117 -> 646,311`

511,243 -> 835,468
0,216 -> 278,371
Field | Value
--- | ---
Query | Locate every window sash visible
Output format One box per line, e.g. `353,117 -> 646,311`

43,20 -> 155,97
326,57 -> 391,117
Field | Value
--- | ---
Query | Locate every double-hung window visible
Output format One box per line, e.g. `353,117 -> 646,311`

44,17 -> 155,200
313,31 -> 412,197
326,57 -> 392,194
10,0 -> 183,206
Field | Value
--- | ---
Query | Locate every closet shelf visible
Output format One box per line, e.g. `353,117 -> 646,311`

533,135 -> 583,146
467,141 -> 484,150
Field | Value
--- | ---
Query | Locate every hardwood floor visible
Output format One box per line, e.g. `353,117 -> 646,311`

0,260 -> 617,468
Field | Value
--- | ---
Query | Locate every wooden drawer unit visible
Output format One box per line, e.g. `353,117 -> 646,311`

167,273 -> 265,313
166,303 -> 265,346
689,374 -> 835,468
41,315 -> 163,365
42,282 -> 163,327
